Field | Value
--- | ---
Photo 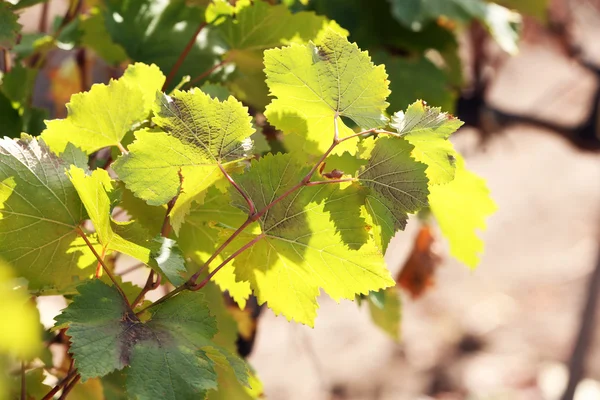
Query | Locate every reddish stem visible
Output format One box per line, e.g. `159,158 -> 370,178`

162,22 -> 207,91
58,374 -> 80,400
218,163 -> 255,215
41,368 -> 78,400
189,218 -> 253,282
186,59 -> 229,88
190,234 -> 265,291
38,1 -> 49,33
131,271 -> 160,308
76,228 -> 130,306
95,246 -> 107,278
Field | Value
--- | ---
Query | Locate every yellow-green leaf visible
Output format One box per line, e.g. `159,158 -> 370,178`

264,30 -> 390,155
224,153 -> 394,326
41,63 -> 165,155
391,101 -> 463,185
429,155 -> 497,268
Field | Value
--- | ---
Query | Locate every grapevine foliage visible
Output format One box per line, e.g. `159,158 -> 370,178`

0,0 -> 508,398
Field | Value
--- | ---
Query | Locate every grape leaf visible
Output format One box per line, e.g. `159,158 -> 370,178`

54,279 -> 249,399
179,187 -> 251,309
429,155 -> 497,268
41,63 -> 165,155
367,287 -> 401,341
358,137 -> 429,252
100,0 -> 223,90
225,153 -> 394,326
79,8 -> 128,65
391,101 -> 463,185
218,0 -> 330,51
0,137 -> 94,293
388,0 -> 521,54
217,0 -> 341,109
8,369 -> 52,400
264,29 -> 390,155
0,2 -> 21,49
203,282 -> 264,400
113,89 -> 254,232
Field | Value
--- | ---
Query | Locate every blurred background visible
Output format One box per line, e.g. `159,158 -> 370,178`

4,0 -> 600,399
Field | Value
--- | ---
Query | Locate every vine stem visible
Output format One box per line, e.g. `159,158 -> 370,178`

186,59 -> 230,88
95,246 -> 107,278
2,50 -> 11,73
219,163 -> 256,215
143,123 -> 391,310
190,233 -> 265,291
131,271 -> 161,308
116,142 -> 128,155
76,228 -> 130,306
58,374 -> 81,400
162,22 -> 207,91
41,367 -> 78,400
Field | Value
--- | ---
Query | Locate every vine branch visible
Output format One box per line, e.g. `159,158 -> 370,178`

76,228 -> 130,306
163,22 -> 207,91
41,367 -> 78,400
218,162 -> 256,215
132,271 -> 161,308
58,374 -> 81,400
186,59 -> 230,88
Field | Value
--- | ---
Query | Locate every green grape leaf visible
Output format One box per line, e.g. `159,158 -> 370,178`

179,187 -> 251,309
429,155 -> 497,268
119,186 -> 165,234
41,63 -> 165,155
1,64 -> 38,106
80,8 -> 128,65
358,137 -> 429,252
324,151 -> 367,177
389,0 -> 483,26
219,0 -> 330,51
264,29 -> 390,155
114,89 -> 254,232
0,91 -> 21,137
54,279 -> 249,398
388,0 -> 521,54
0,2 -> 21,49
391,101 -> 463,185
101,0 -> 223,90
0,137 -> 94,293
217,0 -> 340,109
67,166 -> 186,284
8,369 -> 51,399
367,287 -> 401,341
225,153 -> 394,326
67,167 -> 151,262
203,281 -> 264,400
151,236 -> 187,286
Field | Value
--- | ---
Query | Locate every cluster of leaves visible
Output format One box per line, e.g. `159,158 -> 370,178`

0,0 -> 510,398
